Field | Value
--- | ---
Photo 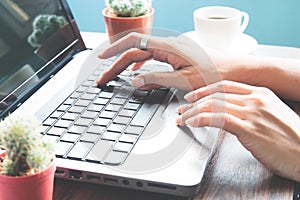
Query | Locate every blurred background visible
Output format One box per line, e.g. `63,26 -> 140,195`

67,0 -> 300,48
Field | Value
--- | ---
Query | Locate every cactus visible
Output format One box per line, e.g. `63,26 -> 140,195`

0,115 -> 54,176
27,14 -> 67,48
106,0 -> 152,17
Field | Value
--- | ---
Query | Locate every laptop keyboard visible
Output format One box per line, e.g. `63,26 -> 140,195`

41,58 -> 170,165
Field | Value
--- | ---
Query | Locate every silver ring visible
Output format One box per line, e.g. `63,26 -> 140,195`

139,36 -> 148,50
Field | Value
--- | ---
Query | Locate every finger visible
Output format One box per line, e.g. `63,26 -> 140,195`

184,80 -> 253,102
97,49 -> 152,85
183,112 -> 248,138
176,99 -> 245,126
129,61 -> 147,71
177,92 -> 247,114
131,70 -> 195,90
99,33 -> 157,59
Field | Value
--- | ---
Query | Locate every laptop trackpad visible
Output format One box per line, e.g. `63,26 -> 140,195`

132,89 -> 215,158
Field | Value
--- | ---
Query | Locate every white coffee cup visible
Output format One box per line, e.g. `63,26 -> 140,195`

193,6 -> 249,50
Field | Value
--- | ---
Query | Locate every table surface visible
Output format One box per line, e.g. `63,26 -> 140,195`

53,32 -> 299,200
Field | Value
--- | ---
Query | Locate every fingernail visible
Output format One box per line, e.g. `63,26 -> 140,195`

132,77 -> 145,88
175,116 -> 182,126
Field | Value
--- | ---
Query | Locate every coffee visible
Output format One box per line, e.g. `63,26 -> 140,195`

207,17 -> 228,20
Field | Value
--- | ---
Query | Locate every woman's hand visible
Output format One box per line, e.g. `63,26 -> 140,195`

176,80 -> 300,182
97,32 -> 221,91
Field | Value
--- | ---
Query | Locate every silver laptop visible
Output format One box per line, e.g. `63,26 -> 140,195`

0,0 -> 221,197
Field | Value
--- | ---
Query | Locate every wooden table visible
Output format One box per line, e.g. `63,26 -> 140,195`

53,32 -> 299,200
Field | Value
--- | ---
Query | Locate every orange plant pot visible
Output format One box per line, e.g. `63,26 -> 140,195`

0,161 -> 56,200
103,7 -> 154,43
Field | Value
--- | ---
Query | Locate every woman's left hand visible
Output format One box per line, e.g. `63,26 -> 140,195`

176,80 -> 300,182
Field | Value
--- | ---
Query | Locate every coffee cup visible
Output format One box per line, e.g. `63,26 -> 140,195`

193,6 -> 249,50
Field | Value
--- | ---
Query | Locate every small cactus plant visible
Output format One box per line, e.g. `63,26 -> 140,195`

0,115 -> 54,176
27,14 -> 67,48
106,0 -> 152,17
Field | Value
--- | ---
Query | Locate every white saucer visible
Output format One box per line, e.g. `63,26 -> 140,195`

182,31 -> 258,54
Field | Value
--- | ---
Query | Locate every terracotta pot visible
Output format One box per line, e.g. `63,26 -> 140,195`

0,161 -> 56,200
103,7 -> 154,43
35,20 -> 77,61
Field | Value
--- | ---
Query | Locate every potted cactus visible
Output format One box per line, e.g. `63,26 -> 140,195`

0,115 -> 55,200
27,14 -> 75,61
27,14 -> 67,48
102,0 -> 154,43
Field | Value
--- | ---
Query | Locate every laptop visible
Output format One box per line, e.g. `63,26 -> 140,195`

0,0 -> 221,197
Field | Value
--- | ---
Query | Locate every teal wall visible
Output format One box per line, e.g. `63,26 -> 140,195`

67,0 -> 300,48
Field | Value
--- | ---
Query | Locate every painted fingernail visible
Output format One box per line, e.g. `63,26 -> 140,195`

132,77 -> 145,88
176,107 -> 181,114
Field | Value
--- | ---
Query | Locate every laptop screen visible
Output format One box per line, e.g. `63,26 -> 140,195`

0,0 -> 86,119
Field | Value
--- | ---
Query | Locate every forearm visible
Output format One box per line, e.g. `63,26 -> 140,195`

213,53 -> 300,101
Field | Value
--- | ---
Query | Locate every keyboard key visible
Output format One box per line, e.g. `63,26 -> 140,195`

74,99 -> 91,107
87,104 -> 103,112
74,117 -> 92,127
80,93 -> 96,100
81,110 -> 98,119
85,140 -> 114,162
107,123 -> 126,133
47,126 -> 66,136
114,142 -> 132,153
124,125 -> 144,135
50,111 -> 64,118
99,111 -> 116,119
124,102 -> 140,110
104,151 -> 128,165
57,104 -> 70,112
105,104 -> 122,112
55,141 -> 73,157
67,142 -> 93,159
64,98 -> 76,105
131,89 -> 167,127
54,119 -> 73,128
98,91 -> 114,98
110,97 -> 127,105
60,133 -> 80,143
68,106 -> 85,114
61,112 -> 79,121
119,133 -> 138,143
68,125 -> 87,134
93,98 -> 109,105
101,131 -> 120,141
86,87 -> 101,94
113,116 -> 131,125
43,117 -> 57,126
70,92 -> 82,99
118,109 -> 135,117
80,133 -> 99,143
86,125 -> 105,134
93,118 -> 111,127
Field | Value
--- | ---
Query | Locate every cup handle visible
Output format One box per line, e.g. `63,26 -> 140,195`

239,11 -> 249,33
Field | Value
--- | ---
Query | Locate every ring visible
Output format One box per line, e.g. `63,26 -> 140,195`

139,36 -> 148,50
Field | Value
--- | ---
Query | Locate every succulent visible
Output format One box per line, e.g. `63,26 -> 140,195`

27,14 -> 67,48
0,115 -> 54,176
106,0 -> 152,17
